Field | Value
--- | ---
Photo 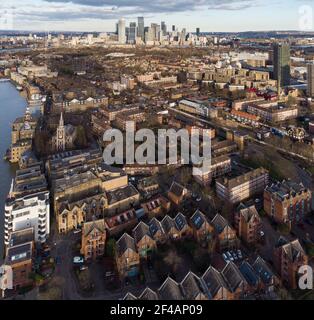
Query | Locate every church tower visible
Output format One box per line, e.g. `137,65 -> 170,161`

56,113 -> 66,151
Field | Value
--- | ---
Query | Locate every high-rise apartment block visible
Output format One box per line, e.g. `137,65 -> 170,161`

273,43 -> 291,89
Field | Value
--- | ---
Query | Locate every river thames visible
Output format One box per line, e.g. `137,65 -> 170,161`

0,81 -> 27,260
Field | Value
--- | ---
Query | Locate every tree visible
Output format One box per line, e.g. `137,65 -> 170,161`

75,125 -> 87,148
105,239 -> 116,257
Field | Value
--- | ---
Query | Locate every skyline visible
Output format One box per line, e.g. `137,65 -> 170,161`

0,0 -> 313,33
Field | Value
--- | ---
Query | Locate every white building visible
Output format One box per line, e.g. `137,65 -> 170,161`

4,191 -> 50,245
118,18 -> 126,44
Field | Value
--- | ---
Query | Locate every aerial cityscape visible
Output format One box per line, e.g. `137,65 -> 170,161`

0,0 -> 314,304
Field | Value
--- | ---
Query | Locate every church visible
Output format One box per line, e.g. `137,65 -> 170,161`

52,113 -> 77,152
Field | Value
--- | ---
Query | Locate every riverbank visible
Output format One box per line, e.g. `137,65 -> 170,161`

0,81 -> 27,261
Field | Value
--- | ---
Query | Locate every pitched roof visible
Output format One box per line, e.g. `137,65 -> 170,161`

281,239 -> 306,262
202,266 -> 228,297
169,181 -> 186,197
123,292 -> 138,300
161,215 -> 176,234
116,233 -> 136,256
139,287 -> 159,300
148,217 -> 164,237
133,221 -> 152,243
239,261 -> 260,287
190,209 -> 208,230
83,219 -> 105,237
239,205 -> 260,224
174,212 -> 188,231
252,256 -> 275,285
181,271 -> 209,300
158,277 -> 183,300
211,214 -> 229,234
221,261 -> 247,293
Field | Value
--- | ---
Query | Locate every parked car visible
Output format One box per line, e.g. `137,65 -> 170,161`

232,251 -> 238,260
237,250 -> 243,260
222,253 -> 229,262
73,229 -> 82,234
226,251 -> 234,261
79,265 -> 88,271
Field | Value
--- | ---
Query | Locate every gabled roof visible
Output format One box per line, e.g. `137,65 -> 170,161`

158,277 -> 183,300
139,287 -> 159,300
281,239 -> 306,262
116,233 -> 136,256
174,212 -> 188,231
168,181 -> 186,197
211,213 -> 229,234
190,209 -> 208,230
161,215 -> 176,234
202,266 -> 228,297
148,217 -> 164,237
238,205 -> 260,224
83,219 -> 105,237
221,261 -> 247,293
181,271 -> 209,300
123,292 -> 138,300
253,256 -> 275,285
239,261 -> 260,287
132,221 -> 152,243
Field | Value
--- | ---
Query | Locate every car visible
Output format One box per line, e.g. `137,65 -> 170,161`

196,197 -> 202,202
79,265 -> 88,271
232,251 -> 238,260
237,250 -> 243,259
222,253 -> 229,262
73,256 -> 84,264
305,218 -> 314,226
73,229 -> 82,234
226,251 -> 234,261
260,231 -> 265,237
55,256 -> 62,265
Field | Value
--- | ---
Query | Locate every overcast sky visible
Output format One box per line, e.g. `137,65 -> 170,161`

1,0 -> 313,32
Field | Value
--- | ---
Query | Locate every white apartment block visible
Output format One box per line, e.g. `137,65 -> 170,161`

4,191 -> 50,246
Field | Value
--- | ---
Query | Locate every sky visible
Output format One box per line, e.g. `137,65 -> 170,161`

0,0 -> 313,33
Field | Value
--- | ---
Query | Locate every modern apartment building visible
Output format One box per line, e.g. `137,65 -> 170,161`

4,191 -> 50,246
264,180 -> 312,225
216,168 -> 269,204
273,43 -> 291,88
307,63 -> 314,98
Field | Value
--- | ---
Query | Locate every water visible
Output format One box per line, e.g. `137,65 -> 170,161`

0,82 -> 27,261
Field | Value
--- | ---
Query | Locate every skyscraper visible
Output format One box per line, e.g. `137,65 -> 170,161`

118,18 -> 126,44
137,17 -> 145,41
196,28 -> 200,36
172,25 -> 176,32
129,22 -> 137,43
308,63 -> 314,98
273,43 -> 291,91
161,21 -> 167,36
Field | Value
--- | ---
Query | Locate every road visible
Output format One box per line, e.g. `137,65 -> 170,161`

168,107 -> 314,164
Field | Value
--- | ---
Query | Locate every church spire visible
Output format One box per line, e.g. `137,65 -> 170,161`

59,112 -> 64,127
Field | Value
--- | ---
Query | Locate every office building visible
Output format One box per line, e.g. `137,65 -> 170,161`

307,63 -> 314,98
161,21 -> 167,36
118,18 -> 126,44
137,17 -> 145,40
273,43 -> 291,90
196,28 -> 200,36
128,22 -> 137,43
